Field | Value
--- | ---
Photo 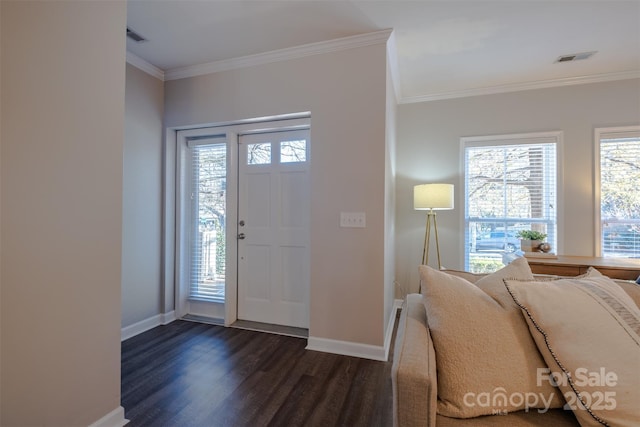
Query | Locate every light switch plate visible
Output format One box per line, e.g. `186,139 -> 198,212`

340,212 -> 366,228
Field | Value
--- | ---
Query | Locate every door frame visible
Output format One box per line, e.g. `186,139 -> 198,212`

171,115 -> 310,326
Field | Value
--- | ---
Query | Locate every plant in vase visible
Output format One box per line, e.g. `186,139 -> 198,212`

517,230 -> 548,252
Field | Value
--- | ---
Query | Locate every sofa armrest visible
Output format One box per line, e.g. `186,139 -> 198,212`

392,293 -> 437,427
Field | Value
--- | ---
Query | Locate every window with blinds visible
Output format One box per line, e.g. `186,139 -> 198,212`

189,142 -> 227,301
597,127 -> 640,258
463,133 -> 559,273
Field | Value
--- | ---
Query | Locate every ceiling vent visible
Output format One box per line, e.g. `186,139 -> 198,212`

555,51 -> 597,63
126,27 -> 147,43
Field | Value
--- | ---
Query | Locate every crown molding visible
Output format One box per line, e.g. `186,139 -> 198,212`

400,70 -> 640,104
165,29 -> 393,81
126,51 -> 165,81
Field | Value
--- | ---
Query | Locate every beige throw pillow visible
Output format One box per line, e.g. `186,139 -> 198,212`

504,276 -> 640,427
438,268 -> 486,283
614,279 -> 640,308
420,257 -> 563,418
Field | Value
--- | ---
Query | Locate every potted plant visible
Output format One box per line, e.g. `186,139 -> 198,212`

517,230 -> 548,252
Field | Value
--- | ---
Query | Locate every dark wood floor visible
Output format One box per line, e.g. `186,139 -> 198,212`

121,315 -> 398,427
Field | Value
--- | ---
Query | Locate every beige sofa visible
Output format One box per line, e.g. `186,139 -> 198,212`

391,259 -> 640,427
392,293 -> 579,426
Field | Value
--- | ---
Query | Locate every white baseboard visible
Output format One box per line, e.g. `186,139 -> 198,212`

87,406 -> 128,427
161,310 -> 176,324
307,299 -> 403,362
306,336 -> 387,361
383,299 -> 403,360
121,311 -> 176,341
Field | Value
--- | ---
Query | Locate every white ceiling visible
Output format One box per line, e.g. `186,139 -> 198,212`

126,0 -> 640,103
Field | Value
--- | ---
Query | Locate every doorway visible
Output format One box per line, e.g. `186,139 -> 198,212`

174,118 -> 310,330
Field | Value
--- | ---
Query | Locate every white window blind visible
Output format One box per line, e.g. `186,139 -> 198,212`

598,128 -> 640,258
464,134 -> 558,273
189,142 -> 227,301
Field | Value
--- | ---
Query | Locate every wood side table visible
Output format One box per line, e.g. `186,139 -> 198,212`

525,255 -> 640,281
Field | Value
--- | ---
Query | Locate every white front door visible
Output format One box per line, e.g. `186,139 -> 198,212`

237,130 -> 310,328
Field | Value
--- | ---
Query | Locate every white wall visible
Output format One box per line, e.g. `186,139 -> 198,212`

396,78 -> 640,294
122,64 -> 165,328
0,1 -> 126,425
164,42 -> 393,348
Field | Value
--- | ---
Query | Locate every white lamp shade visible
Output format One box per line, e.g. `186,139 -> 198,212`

414,183 -> 454,210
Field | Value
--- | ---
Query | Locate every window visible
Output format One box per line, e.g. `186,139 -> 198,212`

596,126 -> 640,258
463,132 -> 560,273
189,141 -> 227,301
246,138 -> 308,165
247,142 -> 271,165
280,140 -> 307,163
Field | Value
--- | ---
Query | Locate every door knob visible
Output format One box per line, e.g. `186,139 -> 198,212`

239,220 -> 245,227
238,233 -> 246,240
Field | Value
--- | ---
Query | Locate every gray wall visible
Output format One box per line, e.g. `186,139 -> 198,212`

1,1 -> 126,424
122,64 -> 165,327
396,78 -> 640,294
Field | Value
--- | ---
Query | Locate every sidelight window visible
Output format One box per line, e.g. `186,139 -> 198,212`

189,142 -> 227,301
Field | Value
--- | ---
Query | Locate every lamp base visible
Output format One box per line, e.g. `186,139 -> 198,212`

422,209 -> 442,269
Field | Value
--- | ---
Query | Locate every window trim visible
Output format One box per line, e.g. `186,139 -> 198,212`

460,131 -> 564,270
594,125 -> 640,257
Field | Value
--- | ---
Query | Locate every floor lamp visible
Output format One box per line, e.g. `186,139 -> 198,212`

414,183 -> 454,269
